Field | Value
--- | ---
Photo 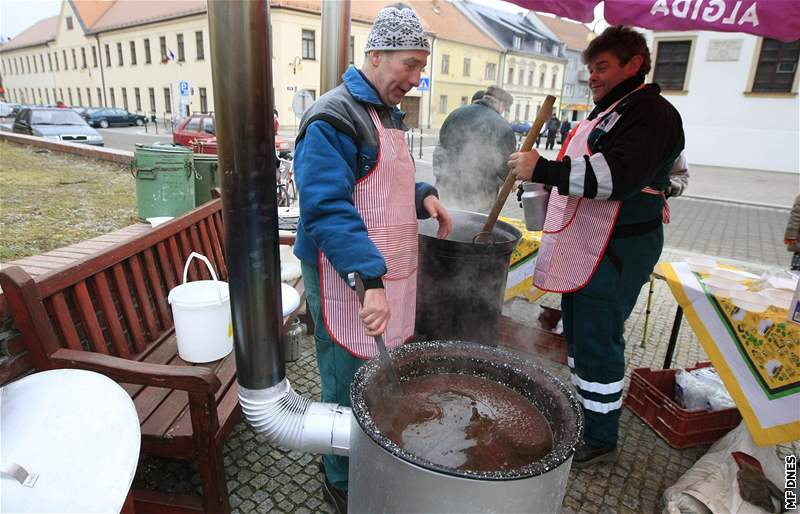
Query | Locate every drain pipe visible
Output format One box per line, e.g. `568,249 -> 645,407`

207,0 -> 350,456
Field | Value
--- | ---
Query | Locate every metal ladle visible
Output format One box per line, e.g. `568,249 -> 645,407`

473,95 -> 557,244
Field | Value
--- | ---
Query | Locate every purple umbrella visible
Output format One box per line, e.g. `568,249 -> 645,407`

507,0 -> 800,42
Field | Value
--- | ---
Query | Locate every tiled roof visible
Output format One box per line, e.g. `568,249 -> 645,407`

87,0 -> 207,33
457,0 -> 563,55
70,0 -> 115,31
0,16 -> 58,51
537,15 -> 593,52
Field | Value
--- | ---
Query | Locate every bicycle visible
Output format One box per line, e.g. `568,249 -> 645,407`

276,156 -> 297,207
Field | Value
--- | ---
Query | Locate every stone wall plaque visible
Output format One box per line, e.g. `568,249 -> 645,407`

707,39 -> 743,62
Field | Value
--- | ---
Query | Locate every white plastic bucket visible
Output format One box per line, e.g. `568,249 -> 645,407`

168,252 -> 232,363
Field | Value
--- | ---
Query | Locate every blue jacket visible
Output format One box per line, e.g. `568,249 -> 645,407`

293,66 -> 436,282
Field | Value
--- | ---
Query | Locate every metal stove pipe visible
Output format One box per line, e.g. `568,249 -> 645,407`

208,0 -> 351,456
321,0 -> 352,95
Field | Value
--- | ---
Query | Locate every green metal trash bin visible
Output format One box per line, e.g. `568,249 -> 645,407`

193,154 -> 220,206
133,143 -> 195,220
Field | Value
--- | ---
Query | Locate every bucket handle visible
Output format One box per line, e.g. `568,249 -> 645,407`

183,252 -> 223,304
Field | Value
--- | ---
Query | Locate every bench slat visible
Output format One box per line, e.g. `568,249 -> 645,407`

167,236 -> 185,286
143,248 -> 171,330
178,230 -> 201,282
196,220 -> 219,278
112,263 -> 147,354
129,255 -> 161,340
73,281 -> 109,354
49,292 -> 83,351
205,217 -> 227,280
93,271 -> 132,359
188,226 -> 211,281
156,241 -> 177,292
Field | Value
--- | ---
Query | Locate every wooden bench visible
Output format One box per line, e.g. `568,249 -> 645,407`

0,199 -> 304,514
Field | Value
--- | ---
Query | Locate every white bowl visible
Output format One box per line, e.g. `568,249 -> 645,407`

759,288 -> 793,309
685,256 -> 717,274
709,268 -> 759,282
730,290 -> 771,313
146,216 -> 174,227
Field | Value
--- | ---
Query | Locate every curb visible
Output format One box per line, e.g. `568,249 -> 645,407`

680,194 -> 791,211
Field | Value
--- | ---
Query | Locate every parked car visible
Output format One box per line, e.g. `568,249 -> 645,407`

0,102 -> 23,118
510,120 -> 532,135
86,108 -> 146,128
12,107 -> 104,145
173,113 -> 290,154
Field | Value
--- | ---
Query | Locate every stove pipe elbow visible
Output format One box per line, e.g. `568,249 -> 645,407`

238,379 -> 351,456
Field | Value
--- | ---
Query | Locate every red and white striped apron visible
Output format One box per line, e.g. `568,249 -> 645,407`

318,105 -> 418,359
534,86 -> 666,293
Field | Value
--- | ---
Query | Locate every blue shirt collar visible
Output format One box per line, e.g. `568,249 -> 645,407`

343,66 -> 405,123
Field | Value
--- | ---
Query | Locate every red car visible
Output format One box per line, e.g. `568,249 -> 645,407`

173,113 -> 289,154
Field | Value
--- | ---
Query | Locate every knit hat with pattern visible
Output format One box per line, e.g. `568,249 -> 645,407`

365,4 -> 430,53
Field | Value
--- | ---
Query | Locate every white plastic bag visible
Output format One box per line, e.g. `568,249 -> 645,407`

675,367 -> 734,412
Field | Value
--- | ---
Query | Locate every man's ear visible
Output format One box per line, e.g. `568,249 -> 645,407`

368,51 -> 382,67
626,54 -> 644,77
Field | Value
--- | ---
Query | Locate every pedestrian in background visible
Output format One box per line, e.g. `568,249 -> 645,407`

545,115 -> 560,150
559,118 -> 572,145
785,194 -> 800,271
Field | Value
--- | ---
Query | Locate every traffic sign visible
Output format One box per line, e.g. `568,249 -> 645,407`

179,81 -> 189,96
417,77 -> 430,91
292,90 -> 315,118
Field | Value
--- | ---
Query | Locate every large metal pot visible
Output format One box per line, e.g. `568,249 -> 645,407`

349,341 -> 583,513
416,211 -> 521,345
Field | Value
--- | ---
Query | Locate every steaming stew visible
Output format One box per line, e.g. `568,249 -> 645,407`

370,373 -> 553,472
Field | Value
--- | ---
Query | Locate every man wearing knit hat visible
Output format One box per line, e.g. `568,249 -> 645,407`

433,85 -> 516,213
292,4 -> 451,511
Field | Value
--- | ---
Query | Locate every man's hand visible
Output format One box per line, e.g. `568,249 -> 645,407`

423,195 -> 453,239
360,288 -> 390,336
507,150 -> 541,182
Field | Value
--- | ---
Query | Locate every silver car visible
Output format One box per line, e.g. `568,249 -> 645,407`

12,107 -> 104,146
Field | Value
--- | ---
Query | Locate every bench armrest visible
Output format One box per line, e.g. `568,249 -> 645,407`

51,348 -> 222,394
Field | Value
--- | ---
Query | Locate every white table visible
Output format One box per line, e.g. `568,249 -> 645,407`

1,369 -> 141,513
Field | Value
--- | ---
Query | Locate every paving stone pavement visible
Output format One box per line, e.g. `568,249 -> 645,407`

133,250 -> 797,513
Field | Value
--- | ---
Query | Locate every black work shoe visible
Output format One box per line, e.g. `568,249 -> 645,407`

318,461 -> 348,514
573,442 -> 618,468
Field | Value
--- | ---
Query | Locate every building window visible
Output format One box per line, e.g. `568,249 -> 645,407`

97,87 -> 102,106
130,41 -> 137,65
199,87 -> 208,112
441,54 -> 449,74
144,39 -> 152,64
81,47 -> 87,68
92,46 -> 97,67
66,16 -> 73,30
551,73 -> 557,89
508,66 -> 514,84
515,103 -> 520,120
159,36 -> 167,61
438,95 -> 447,114
110,87 -> 116,107
348,35 -> 354,64
653,40 -> 691,91
196,31 -> 204,60
528,70 -> 534,86
134,87 -> 141,111
45,89 -> 50,103
70,49 -> 77,69
117,42 -> 123,66
59,88 -> 63,101
463,58 -> 471,77
513,35 -> 522,49
177,33 -> 185,62
565,83 -> 574,96
120,88 -> 127,110
518,69 -> 524,85
1,60 -> 6,75
533,40 -> 542,53
302,29 -> 315,59
61,50 -> 66,70
68,88 -> 73,105
105,44 -> 111,67
87,88 -> 92,106
484,62 -> 496,80
460,96 -> 468,106
524,104 -> 530,120
76,88 -> 82,106
752,38 -> 800,93
52,53 -> 57,71
14,58 -> 19,74
40,54 -> 45,72
149,87 -> 156,112
539,72 -> 545,88
25,55 -> 30,73
33,55 -> 38,73
164,87 -> 172,113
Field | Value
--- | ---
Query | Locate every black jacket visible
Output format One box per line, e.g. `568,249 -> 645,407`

433,101 -> 517,212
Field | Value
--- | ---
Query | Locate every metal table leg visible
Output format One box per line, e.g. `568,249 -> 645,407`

640,276 -> 655,348
662,306 -> 683,369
